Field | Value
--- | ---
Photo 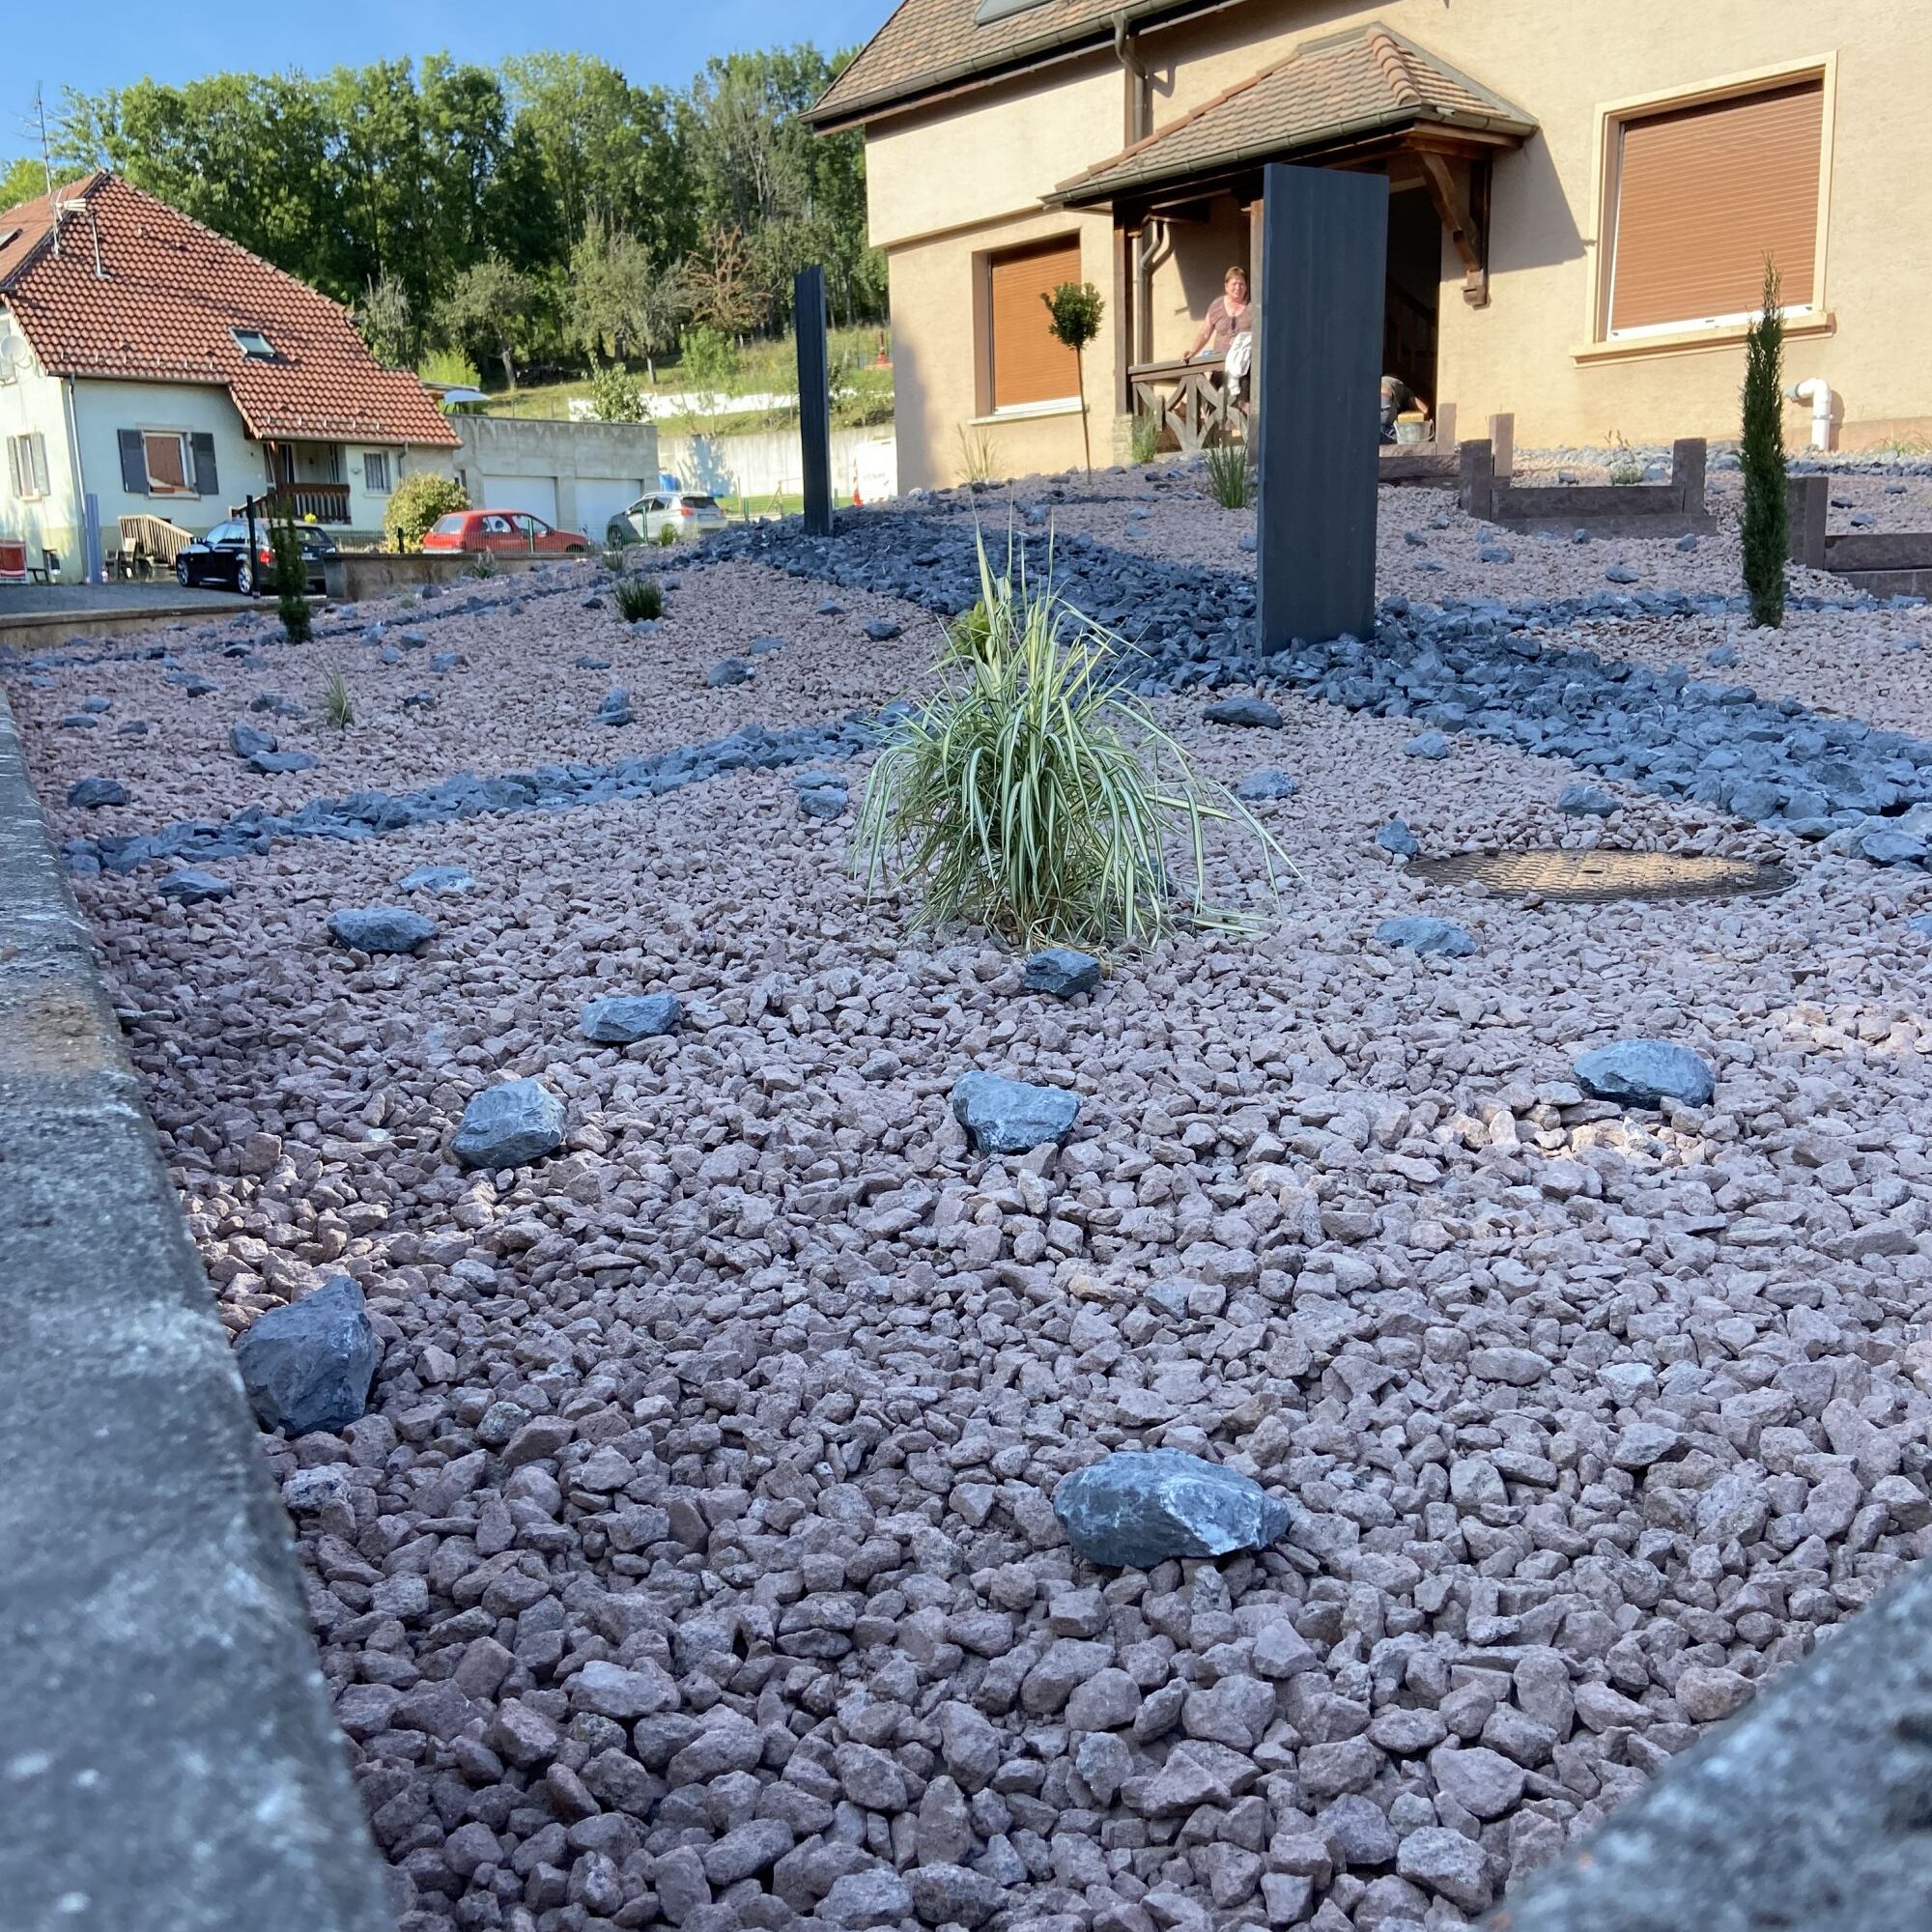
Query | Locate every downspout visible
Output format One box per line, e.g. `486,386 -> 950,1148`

1114,14 -> 1154,387
61,375 -> 93,583
1787,377 -> 1833,452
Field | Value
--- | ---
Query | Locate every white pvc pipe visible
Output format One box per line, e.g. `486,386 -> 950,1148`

1788,378 -> 1833,451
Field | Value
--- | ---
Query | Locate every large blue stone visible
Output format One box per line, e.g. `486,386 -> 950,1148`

1022,949 -> 1101,999
952,1071 -> 1080,1154
234,1276 -> 381,1435
1054,1450 -> 1293,1568
1375,916 -> 1474,957
453,1078 -> 566,1169
581,994 -> 683,1043
327,906 -> 437,954
1574,1039 -> 1716,1108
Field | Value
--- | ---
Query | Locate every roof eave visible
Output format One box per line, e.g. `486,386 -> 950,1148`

1049,104 -> 1536,208
808,0 -> 1237,132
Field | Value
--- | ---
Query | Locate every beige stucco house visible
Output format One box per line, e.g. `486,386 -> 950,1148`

0,172 -> 459,581
813,0 -> 1932,489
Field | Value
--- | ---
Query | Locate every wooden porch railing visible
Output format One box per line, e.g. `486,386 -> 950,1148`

1130,355 -> 1250,456
267,483 -> 351,525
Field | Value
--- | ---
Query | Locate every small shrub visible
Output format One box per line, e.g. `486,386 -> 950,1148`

1129,413 -> 1161,466
418,347 -> 480,389
955,424 -> 998,487
655,523 -> 679,548
1202,434 -> 1254,510
269,511 -> 311,643
1605,430 -> 1644,486
854,531 -> 1288,951
602,546 -> 625,572
1041,281 -> 1104,476
385,471 -> 469,552
590,363 -> 645,423
469,548 -> 497,580
321,668 -> 354,729
1741,259 -> 1787,629
615,577 -> 663,622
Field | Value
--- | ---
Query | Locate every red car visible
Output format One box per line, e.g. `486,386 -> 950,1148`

420,510 -> 590,555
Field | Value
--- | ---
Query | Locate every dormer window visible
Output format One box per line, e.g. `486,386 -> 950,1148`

232,327 -> 274,359
974,0 -> 1051,21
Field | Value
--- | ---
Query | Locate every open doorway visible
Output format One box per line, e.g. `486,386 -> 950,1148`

1383,185 -> 1440,410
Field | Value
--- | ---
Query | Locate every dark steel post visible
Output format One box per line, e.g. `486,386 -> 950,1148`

1256,163 -> 1388,650
795,267 -> 833,537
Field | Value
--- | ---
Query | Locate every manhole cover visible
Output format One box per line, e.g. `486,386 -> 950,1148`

1411,848 -> 1794,901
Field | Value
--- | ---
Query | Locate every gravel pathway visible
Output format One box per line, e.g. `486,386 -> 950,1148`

12,472 -> 1932,1932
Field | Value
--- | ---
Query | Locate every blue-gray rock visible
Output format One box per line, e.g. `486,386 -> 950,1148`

1854,829 -> 1931,866
250,750 -> 318,775
575,655 -> 611,669
798,782 -> 848,820
234,1276 -> 381,1436
67,777 -> 128,809
431,651 -> 462,672
818,598 -> 845,616
1205,696 -> 1284,728
117,721 -> 150,736
1605,563 -> 1640,584
453,1078 -> 567,1169
379,646 -> 403,666
1023,949 -> 1101,999
1570,528 -> 1591,544
1676,532 -> 1700,553
1558,782 -> 1617,816
1236,768 -> 1299,802
79,696 -> 111,713
581,993 -> 683,1043
1850,511 -> 1876,529
596,689 -> 634,725
399,865 -> 475,895
1910,914 -> 1932,939
327,906 -> 438,954
1376,818 -> 1420,858
1478,545 -> 1513,564
1376,915 -> 1475,957
1705,643 -> 1739,668
166,672 -> 219,696
159,868 -> 235,905
1404,729 -> 1451,760
1053,1450 -> 1293,1568
749,636 -> 785,655
862,618 -> 901,641
402,690 -> 435,709
1574,1039 -> 1716,1108
250,692 -> 305,717
230,723 -> 277,759
707,658 -> 753,687
59,713 -> 98,729
952,1071 -> 1080,1154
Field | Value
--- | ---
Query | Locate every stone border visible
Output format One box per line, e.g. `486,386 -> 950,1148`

1461,430 -> 1712,539
1484,1555 -> 1932,1929
1788,472 -> 1932,597
0,686 -> 392,1932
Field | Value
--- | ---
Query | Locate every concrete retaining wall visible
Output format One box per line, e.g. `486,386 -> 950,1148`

324,549 -> 559,601
0,689 -> 392,1932
658,425 -> 898,504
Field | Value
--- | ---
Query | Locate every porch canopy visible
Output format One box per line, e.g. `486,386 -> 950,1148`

1049,21 -> 1535,436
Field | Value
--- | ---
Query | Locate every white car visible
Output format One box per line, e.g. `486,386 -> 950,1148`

609,491 -> 727,545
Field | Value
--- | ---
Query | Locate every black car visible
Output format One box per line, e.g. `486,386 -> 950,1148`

176,518 -> 336,596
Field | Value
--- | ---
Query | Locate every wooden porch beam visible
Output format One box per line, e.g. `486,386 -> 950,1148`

1419,150 -> 1492,308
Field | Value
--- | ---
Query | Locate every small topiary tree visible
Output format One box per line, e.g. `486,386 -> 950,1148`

384,471 -> 469,553
269,505 -> 312,643
1741,258 -> 1787,629
1042,281 -> 1104,477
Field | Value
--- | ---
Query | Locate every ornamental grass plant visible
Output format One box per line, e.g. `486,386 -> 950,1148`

855,530 -> 1289,951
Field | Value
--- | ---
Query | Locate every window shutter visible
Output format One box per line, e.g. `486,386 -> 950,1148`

118,428 -> 148,495
6,438 -> 19,497
190,433 -> 217,497
28,433 -> 48,497
1610,78 -> 1824,333
988,239 -> 1083,410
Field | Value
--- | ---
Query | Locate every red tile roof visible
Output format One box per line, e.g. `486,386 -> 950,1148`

0,173 -> 458,447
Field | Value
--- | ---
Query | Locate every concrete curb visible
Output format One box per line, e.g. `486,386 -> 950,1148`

1484,1555 -> 1932,1930
0,686 -> 392,1932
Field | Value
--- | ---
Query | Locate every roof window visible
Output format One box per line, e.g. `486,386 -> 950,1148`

231,327 -> 275,359
974,0 -> 1052,22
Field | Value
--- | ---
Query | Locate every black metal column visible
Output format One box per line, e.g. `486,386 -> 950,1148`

1256,163 -> 1388,649
795,267 -> 833,538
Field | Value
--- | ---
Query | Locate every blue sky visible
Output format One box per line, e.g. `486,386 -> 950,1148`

11,0 -> 895,119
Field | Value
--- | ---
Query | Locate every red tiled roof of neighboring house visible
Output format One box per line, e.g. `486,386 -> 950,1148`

0,173 -> 459,447
811,0 -> 1231,129
1052,22 -> 1536,205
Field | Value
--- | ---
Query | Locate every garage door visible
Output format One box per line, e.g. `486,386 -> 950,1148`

575,477 -> 646,543
476,473 -> 558,525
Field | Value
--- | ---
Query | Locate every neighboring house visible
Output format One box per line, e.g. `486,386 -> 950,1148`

0,171 -> 457,581
812,2 -> 1932,488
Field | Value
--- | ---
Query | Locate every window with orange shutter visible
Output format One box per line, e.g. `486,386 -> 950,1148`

986,238 -> 1083,410
1606,76 -> 1825,336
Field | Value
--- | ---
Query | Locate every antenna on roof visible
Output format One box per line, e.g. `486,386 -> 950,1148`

25,86 -> 67,256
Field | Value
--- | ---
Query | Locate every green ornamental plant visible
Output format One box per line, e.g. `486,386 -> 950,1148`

955,424 -> 998,488
1041,281 -> 1105,477
321,667 -> 354,729
590,363 -> 646,423
1129,412 -> 1160,466
1741,258 -> 1788,629
1202,430 -> 1254,510
615,576 -> 663,622
269,507 -> 311,643
384,471 -> 469,553
855,530 -> 1289,951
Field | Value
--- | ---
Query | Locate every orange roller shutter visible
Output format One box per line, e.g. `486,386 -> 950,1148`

1609,78 -> 1823,333
989,239 -> 1083,409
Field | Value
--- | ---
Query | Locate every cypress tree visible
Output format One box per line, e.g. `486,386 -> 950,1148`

1741,258 -> 1787,629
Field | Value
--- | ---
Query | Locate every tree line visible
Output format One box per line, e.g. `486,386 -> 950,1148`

7,46 -> 883,387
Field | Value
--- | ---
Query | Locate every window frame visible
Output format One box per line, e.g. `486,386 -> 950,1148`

141,429 -> 195,497
1590,58 -> 1835,350
362,450 -> 393,495
7,430 -> 49,500
976,232 -> 1087,418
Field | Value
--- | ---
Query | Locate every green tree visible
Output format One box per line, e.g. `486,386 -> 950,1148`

1043,281 -> 1104,476
568,218 -> 689,383
1741,259 -> 1787,630
435,258 -> 540,388
355,273 -> 416,367
0,156 -> 87,210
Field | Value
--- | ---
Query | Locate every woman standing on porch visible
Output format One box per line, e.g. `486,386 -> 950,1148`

1185,266 -> 1253,361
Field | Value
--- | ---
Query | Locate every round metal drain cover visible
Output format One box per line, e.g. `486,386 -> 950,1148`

1411,848 -> 1794,901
